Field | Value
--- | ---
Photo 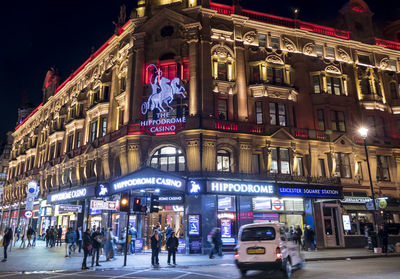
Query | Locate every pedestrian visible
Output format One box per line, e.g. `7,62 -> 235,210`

293,225 -> 302,245
82,228 -> 92,270
156,224 -> 163,255
165,224 -> 173,242
209,228 -> 222,259
32,229 -> 37,247
45,227 -> 50,247
56,226 -> 63,246
105,228 -> 115,261
91,227 -> 103,267
304,225 -> 315,251
66,227 -> 76,257
2,228 -> 12,262
51,226 -> 57,247
151,228 -> 160,267
166,231 -> 178,265
76,227 -> 83,253
20,227 -> 27,248
128,226 -> 137,254
27,226 -> 34,247
13,227 -> 20,246
378,225 -> 389,253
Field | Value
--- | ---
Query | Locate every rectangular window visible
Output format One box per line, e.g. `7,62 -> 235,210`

366,116 -> 376,136
389,59 -> 397,71
313,75 -> 321,93
318,159 -> 326,177
270,148 -> 278,173
295,157 -> 304,176
280,148 -> 290,174
326,77 -> 342,95
217,62 -> 227,81
255,102 -> 263,124
376,156 -> 390,181
252,65 -> 261,83
101,117 -> 107,137
326,47 -> 335,58
67,133 -> 74,152
270,36 -> 280,49
317,109 -> 325,130
334,153 -> 351,178
217,99 -> 228,120
356,161 -> 363,180
258,34 -> 266,47
50,144 -> 55,160
331,111 -> 346,132
315,45 -> 323,56
390,83 -> 398,99
120,77 -> 126,92
160,63 -> 177,81
118,109 -> 124,129
270,103 -> 286,126
90,121 -> 97,142
252,154 -> 260,174
358,54 -> 371,65
267,67 -> 284,84
76,131 -> 81,148
103,86 -> 110,101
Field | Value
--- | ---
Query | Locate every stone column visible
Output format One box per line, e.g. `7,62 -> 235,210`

131,33 -> 146,123
102,153 -> 111,180
185,24 -> 201,116
202,137 -> 216,171
108,65 -> 118,132
235,42 -> 248,122
200,16 -> 213,118
125,42 -> 135,124
127,142 -> 141,173
119,145 -> 129,176
186,138 -> 201,171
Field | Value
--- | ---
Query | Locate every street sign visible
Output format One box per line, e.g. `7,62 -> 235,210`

365,201 -> 375,210
24,210 -> 33,219
25,196 -> 34,211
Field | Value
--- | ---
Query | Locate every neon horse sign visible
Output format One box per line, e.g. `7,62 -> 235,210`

141,64 -> 186,115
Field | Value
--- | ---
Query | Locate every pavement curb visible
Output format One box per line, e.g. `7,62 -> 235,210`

305,253 -> 400,262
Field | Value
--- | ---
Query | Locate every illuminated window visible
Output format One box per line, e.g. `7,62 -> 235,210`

331,111 -> 346,132
326,76 -> 342,95
269,103 -> 286,126
150,146 -> 185,172
258,34 -> 266,47
217,99 -> 228,120
356,162 -> 363,180
90,121 -> 97,142
217,150 -> 231,172
295,157 -> 304,176
389,59 -> 397,71
318,159 -> 326,177
334,153 -> 351,178
326,47 -> 335,59
101,117 -> 107,137
270,36 -> 280,49
315,45 -> 323,56
317,109 -> 325,130
376,156 -> 390,181
270,147 -> 290,174
75,131 -> 81,148
160,63 -> 177,81
255,102 -> 263,124
267,66 -> 283,84
313,75 -> 321,93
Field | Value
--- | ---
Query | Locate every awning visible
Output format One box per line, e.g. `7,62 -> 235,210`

342,204 -> 368,211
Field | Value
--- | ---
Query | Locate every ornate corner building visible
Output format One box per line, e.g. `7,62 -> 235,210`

2,0 -> 400,250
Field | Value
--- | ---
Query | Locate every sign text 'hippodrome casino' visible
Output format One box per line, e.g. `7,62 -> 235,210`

113,177 -> 183,191
140,112 -> 186,133
209,181 -> 274,195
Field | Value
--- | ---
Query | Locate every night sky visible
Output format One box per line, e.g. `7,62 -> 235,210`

0,0 -> 398,139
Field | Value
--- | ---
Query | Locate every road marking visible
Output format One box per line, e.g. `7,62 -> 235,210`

172,272 -> 191,279
172,270 -> 220,279
109,268 -> 152,279
42,270 -> 91,279
0,273 -> 18,278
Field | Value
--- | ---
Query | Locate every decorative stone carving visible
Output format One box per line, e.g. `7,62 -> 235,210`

325,65 -> 341,75
282,37 -> 296,52
380,58 -> 390,70
337,48 -> 351,63
266,55 -> 284,65
303,43 -> 314,55
215,46 -> 228,58
243,31 -> 257,45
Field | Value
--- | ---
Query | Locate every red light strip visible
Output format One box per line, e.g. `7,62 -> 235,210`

375,38 -> 400,51
154,131 -> 176,136
15,103 -> 43,131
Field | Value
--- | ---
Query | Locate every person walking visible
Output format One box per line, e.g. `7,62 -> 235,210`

51,226 -> 57,247
2,228 -> 12,262
166,231 -> 178,265
65,227 -> 76,257
82,228 -> 92,270
304,225 -> 315,251
27,226 -> 34,247
209,228 -> 222,259
45,227 -> 50,247
13,227 -> 20,246
76,227 -> 83,253
378,225 -> 389,253
165,225 -> 173,243
293,225 -> 302,245
20,227 -> 27,248
105,228 -> 115,261
56,226 -> 63,246
32,228 -> 37,247
91,227 -> 102,267
151,228 -> 160,267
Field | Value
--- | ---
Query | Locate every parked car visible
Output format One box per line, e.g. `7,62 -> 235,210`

234,221 -> 304,278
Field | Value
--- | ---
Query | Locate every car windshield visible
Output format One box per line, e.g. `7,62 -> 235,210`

241,226 -> 276,241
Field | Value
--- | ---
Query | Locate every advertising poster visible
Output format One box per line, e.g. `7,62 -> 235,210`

135,238 -> 143,252
177,238 -> 186,254
252,197 -> 272,212
221,219 -> 232,238
188,214 -> 200,236
189,238 -> 202,254
342,215 -> 351,231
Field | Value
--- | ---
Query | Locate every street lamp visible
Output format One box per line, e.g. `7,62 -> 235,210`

358,127 -> 377,231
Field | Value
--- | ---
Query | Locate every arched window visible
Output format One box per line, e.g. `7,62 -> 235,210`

149,146 -> 185,172
217,150 -> 231,172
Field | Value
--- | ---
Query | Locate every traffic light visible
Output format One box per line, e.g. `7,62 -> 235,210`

150,194 -> 159,213
140,205 -> 147,213
133,197 -> 141,212
120,192 -> 130,212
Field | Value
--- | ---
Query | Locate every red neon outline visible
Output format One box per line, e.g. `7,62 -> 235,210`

154,131 -> 176,136
15,103 -> 43,131
375,38 -> 400,51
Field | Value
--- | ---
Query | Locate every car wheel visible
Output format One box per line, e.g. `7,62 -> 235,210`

282,258 -> 292,279
240,269 -> 247,276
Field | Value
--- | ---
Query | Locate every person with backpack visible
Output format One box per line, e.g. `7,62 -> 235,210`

65,227 -> 76,257
151,228 -> 160,267
2,228 -> 12,262
166,231 -> 178,265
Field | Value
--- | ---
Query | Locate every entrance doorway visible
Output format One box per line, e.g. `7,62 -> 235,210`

323,206 -> 340,247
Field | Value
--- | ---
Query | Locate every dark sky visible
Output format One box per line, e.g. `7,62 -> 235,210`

0,0 -> 398,139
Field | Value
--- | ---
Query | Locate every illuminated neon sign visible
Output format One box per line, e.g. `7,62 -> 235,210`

208,181 -> 274,195
47,186 -> 95,203
113,177 -> 183,192
140,65 -> 187,135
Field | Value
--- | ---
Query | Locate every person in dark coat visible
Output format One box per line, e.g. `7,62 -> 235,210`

45,227 -> 50,247
56,226 -> 63,246
293,225 -> 302,245
304,225 -> 315,251
166,232 -> 178,265
209,228 -> 222,259
378,225 -> 389,253
150,228 -> 160,267
91,227 -> 103,267
2,228 -> 12,262
82,228 -> 92,270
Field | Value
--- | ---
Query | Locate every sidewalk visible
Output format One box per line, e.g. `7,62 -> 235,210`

0,240 -> 399,272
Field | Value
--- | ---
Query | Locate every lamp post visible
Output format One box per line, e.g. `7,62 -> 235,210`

358,127 -> 377,231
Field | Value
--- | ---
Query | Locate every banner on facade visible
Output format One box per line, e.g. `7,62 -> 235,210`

90,200 -> 118,211
57,204 -> 82,213
278,185 -> 342,198
47,185 -> 96,203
